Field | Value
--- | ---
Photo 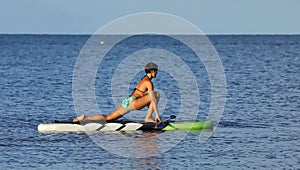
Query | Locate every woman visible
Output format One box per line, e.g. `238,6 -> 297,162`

73,62 -> 162,123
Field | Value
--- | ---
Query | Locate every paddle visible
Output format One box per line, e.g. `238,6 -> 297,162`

160,115 -> 179,130
162,115 -> 176,123
54,115 -> 177,125
170,115 -> 176,120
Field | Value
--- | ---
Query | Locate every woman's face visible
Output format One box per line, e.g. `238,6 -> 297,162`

151,69 -> 158,78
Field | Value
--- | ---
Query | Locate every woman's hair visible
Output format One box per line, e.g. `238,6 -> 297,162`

145,68 -> 158,73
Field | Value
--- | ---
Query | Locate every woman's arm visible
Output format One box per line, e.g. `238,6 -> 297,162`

150,91 -> 161,121
147,81 -> 161,122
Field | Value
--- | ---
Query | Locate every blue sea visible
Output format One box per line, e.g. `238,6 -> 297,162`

0,34 -> 299,169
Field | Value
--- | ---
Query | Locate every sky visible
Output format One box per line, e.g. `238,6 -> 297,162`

1,0 -> 300,34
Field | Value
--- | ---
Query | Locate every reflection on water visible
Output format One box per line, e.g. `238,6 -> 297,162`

88,131 -> 162,158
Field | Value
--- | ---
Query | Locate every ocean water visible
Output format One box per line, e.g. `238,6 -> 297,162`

0,34 -> 299,169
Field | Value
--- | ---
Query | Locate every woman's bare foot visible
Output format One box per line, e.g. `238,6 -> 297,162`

144,117 -> 156,123
73,114 -> 86,123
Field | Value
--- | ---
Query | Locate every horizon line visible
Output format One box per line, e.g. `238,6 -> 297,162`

1,33 -> 300,36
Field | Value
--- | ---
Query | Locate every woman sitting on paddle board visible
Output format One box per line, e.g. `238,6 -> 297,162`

73,62 -> 162,123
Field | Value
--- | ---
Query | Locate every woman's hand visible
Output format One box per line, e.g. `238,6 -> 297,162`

155,115 -> 162,122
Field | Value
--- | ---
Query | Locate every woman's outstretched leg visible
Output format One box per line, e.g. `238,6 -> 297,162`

73,105 -> 129,122
73,113 -> 106,122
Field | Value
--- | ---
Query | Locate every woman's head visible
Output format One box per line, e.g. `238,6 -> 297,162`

144,62 -> 158,73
